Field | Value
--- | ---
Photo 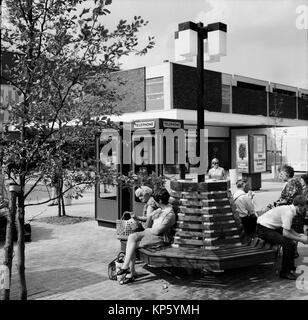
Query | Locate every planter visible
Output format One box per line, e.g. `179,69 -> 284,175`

170,179 -> 241,250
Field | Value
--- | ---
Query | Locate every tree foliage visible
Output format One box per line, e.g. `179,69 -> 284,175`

1,0 -> 155,204
0,0 -> 154,300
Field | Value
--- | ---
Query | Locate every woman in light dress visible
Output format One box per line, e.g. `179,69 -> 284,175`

207,158 -> 226,180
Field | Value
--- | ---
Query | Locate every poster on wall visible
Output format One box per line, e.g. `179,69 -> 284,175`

236,135 -> 249,173
252,135 -> 266,173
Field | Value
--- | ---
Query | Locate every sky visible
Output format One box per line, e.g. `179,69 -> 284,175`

101,0 -> 308,89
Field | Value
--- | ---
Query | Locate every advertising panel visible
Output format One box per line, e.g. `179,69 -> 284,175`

236,135 -> 249,173
252,135 -> 266,173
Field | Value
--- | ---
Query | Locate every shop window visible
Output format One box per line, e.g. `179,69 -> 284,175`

221,84 -> 231,113
146,77 -> 164,110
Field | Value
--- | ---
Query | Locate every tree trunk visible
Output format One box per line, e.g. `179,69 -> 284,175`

16,193 -> 27,300
1,190 -> 17,300
57,177 -> 62,217
61,195 -> 66,216
57,195 -> 62,217
60,178 -> 66,216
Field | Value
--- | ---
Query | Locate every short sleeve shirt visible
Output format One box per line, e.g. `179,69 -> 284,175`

208,167 -> 225,180
257,204 -> 296,230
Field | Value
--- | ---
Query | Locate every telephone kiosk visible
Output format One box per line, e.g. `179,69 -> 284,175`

95,118 -> 185,227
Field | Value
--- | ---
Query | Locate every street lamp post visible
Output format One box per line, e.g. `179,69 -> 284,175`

175,21 -> 227,182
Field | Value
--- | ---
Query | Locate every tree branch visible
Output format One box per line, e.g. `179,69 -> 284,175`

36,0 -> 49,60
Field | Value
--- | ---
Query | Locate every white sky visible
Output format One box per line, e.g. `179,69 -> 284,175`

102,0 -> 308,89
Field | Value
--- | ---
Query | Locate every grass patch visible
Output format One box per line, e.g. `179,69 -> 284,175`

36,215 -> 93,225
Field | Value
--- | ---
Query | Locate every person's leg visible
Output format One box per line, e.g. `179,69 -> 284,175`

121,232 -> 143,271
256,225 -> 295,276
242,216 -> 257,237
280,237 -> 296,274
128,251 -> 136,277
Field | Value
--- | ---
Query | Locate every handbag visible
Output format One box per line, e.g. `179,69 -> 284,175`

108,251 -> 125,281
116,211 -> 140,240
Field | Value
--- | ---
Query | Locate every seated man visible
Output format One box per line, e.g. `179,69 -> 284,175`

232,179 -> 257,243
256,195 -> 308,280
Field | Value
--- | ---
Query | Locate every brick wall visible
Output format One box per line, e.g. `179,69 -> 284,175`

268,93 -> 296,119
298,97 -> 308,120
110,67 -> 146,113
232,87 -> 267,116
172,63 -> 222,111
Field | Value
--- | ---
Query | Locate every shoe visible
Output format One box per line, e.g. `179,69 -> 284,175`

119,274 -> 135,285
116,268 -> 130,276
279,272 -> 298,280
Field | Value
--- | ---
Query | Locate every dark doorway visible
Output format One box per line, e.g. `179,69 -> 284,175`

208,139 -> 231,171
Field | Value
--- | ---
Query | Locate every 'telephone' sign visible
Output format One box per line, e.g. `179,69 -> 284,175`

133,121 -> 155,129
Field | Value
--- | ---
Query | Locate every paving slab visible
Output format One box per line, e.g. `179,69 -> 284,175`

1,179 -> 308,300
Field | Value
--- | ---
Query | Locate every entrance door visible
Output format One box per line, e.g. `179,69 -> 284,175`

208,139 -> 230,171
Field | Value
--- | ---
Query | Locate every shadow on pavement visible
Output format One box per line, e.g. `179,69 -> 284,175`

10,267 -> 107,299
143,263 -> 279,290
29,224 -> 56,242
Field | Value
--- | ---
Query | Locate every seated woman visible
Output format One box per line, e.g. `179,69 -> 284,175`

207,158 -> 226,180
117,188 -> 176,284
131,186 -> 158,229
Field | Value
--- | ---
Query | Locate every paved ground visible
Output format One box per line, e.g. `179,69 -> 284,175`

1,175 -> 308,300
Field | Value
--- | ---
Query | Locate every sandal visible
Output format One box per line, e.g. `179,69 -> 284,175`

119,275 -> 135,285
116,268 -> 130,276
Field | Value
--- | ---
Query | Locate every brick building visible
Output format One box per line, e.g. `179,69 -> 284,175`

1,50 -> 308,171
108,61 -> 308,171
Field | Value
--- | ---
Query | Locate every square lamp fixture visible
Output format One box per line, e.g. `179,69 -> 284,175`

207,22 -> 227,56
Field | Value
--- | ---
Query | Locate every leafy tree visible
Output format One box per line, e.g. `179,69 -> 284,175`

238,143 -> 246,160
0,0 -> 154,300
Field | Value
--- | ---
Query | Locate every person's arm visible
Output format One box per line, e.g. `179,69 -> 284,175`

144,208 -> 161,229
149,211 -> 175,236
144,214 -> 153,228
283,229 -> 308,243
276,180 -> 302,206
207,168 -> 212,179
288,229 -> 304,237
146,203 -> 156,217
245,196 -> 256,216
222,168 -> 227,179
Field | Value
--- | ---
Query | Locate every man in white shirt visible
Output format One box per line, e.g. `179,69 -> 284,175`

257,195 -> 308,280
233,180 -> 257,242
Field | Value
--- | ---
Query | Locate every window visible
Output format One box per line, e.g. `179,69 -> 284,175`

301,93 -> 308,100
146,77 -> 164,110
221,84 -> 231,113
273,88 -> 296,97
237,81 -> 266,91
